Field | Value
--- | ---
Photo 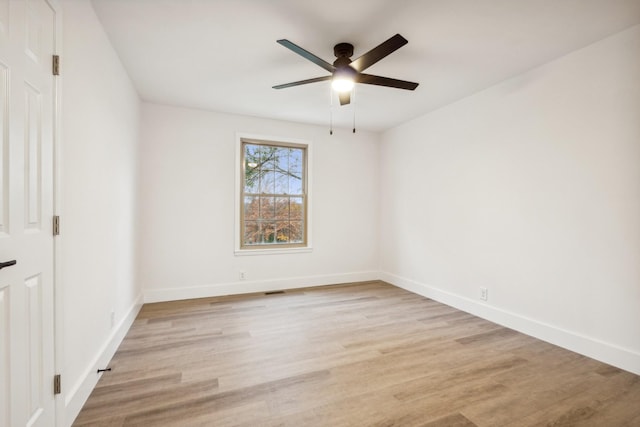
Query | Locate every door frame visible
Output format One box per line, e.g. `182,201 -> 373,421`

49,0 -> 63,425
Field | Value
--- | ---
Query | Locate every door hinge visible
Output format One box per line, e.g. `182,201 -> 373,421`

54,374 -> 61,395
53,215 -> 60,236
52,55 -> 60,76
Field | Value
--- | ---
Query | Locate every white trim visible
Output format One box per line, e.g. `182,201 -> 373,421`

49,1 -> 64,425
380,271 -> 640,376
143,271 -> 378,303
62,293 -> 143,427
234,132 -> 313,254
234,246 -> 313,256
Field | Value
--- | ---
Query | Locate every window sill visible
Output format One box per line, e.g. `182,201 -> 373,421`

234,246 -> 313,256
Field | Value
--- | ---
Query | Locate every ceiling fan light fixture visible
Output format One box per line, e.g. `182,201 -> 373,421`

331,66 -> 356,92
331,77 -> 354,93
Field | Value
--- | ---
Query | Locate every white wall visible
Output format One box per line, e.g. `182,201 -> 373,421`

60,0 -> 142,424
380,25 -> 640,375
138,103 -> 379,301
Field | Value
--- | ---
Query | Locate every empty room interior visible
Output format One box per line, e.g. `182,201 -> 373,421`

1,0 -> 640,426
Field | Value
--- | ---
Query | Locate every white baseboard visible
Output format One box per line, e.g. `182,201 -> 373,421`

380,271 -> 640,376
63,293 -> 144,427
143,271 -> 380,303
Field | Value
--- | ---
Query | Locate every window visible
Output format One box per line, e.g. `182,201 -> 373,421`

239,138 -> 309,251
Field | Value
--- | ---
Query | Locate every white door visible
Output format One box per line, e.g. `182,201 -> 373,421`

0,0 -> 57,426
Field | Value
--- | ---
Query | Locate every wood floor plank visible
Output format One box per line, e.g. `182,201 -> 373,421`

73,281 -> 640,426
423,413 -> 478,427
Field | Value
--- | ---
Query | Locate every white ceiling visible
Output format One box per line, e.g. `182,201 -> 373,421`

90,0 -> 640,132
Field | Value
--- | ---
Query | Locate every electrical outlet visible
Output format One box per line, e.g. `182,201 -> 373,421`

480,287 -> 488,301
239,271 -> 246,280
110,310 -> 116,328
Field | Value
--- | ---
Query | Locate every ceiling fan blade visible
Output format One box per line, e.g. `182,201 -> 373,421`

357,73 -> 419,90
349,34 -> 408,72
277,39 -> 336,73
338,91 -> 351,106
273,76 -> 332,89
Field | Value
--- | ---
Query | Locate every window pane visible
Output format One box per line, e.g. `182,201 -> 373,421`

275,197 -> 289,219
275,147 -> 289,173
289,221 -> 304,243
244,145 -> 261,193
275,221 -> 289,243
244,196 -> 259,220
244,221 -> 260,245
244,168 -> 260,193
260,170 -> 275,194
289,148 -> 303,174
289,174 -> 303,195
274,171 -> 289,194
261,147 -> 277,171
245,144 -> 260,166
290,197 -> 304,221
260,197 -> 275,219
262,221 -> 276,243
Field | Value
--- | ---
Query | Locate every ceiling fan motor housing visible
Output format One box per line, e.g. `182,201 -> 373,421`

333,42 -> 354,58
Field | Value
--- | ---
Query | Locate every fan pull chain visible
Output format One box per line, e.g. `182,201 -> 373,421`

352,86 -> 356,133
329,85 -> 334,135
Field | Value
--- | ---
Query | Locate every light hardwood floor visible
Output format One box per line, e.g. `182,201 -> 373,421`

73,281 -> 640,426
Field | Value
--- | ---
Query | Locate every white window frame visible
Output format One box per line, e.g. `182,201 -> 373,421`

234,133 -> 313,256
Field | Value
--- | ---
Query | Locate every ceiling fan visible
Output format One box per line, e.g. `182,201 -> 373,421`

273,34 -> 419,106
